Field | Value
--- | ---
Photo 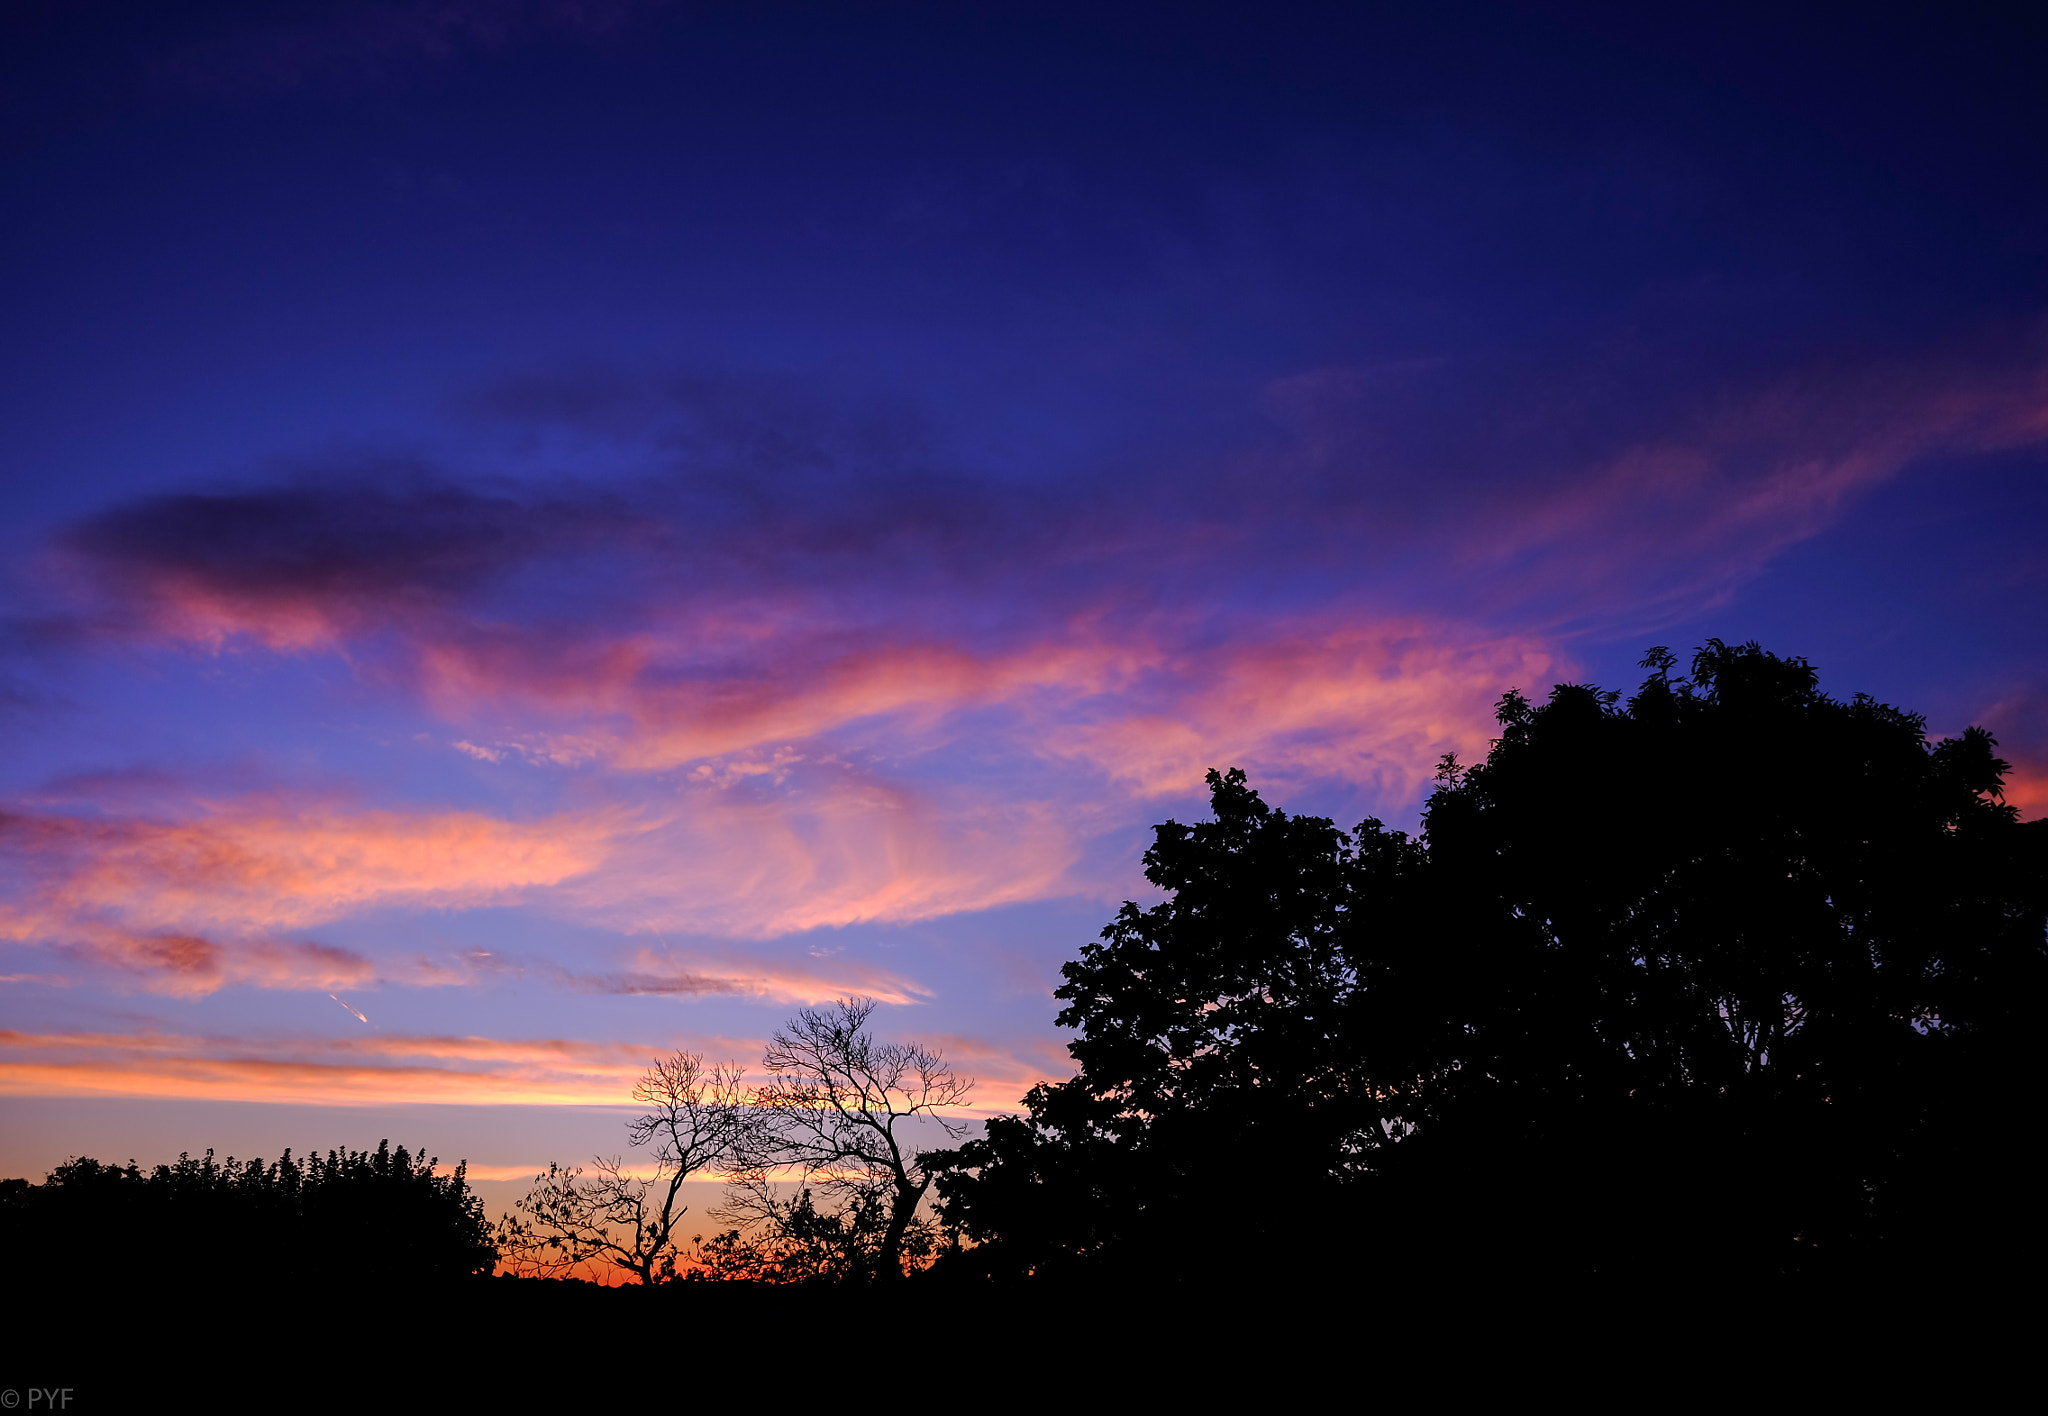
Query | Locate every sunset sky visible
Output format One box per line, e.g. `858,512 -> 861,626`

4,1 -> 2044,1200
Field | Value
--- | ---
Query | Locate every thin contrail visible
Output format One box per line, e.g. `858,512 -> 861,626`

329,994 -> 369,1024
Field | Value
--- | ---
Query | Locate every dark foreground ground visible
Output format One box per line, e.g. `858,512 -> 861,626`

7,1261 -> 2035,1409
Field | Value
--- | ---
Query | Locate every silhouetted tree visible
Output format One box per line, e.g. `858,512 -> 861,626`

498,1051 -> 746,1283
931,766 -> 1408,1277
933,642 -> 2048,1282
1412,641 -> 2048,1272
710,998 -> 973,1281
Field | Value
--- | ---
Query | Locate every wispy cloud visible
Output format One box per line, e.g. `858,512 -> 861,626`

1039,620 -> 1558,799
0,1026 -> 675,1107
1466,341 -> 2048,626
4,601 -> 1566,965
0,800 -> 614,988
1257,331 -> 2048,629
555,946 -> 929,1007
0,772 -> 1065,965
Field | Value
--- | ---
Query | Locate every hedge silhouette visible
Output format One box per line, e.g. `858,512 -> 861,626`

1,1140 -> 496,1285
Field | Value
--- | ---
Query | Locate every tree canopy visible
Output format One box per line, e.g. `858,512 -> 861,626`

933,642 -> 2047,1281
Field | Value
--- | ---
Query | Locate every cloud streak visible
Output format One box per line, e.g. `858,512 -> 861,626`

1262,330 -> 2048,631
0,1024 -> 1062,1112
0,1027 -> 677,1107
0,799 -> 613,995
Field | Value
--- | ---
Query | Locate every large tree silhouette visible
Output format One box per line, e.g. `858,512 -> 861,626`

933,642 -> 2047,1280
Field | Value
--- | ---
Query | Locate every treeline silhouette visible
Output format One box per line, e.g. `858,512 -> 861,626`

8,643 -> 2042,1327
1,1141 -> 494,1283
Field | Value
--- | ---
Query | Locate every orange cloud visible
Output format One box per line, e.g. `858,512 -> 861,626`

560,947 -> 931,1006
0,1028 -> 686,1107
2002,763 -> 2048,821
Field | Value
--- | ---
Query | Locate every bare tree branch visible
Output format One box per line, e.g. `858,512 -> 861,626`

713,997 -> 973,1281
497,1051 -> 746,1284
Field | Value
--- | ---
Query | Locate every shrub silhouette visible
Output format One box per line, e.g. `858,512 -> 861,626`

1,1140 -> 496,1285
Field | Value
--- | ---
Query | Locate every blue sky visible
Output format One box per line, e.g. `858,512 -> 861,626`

3,0 -> 2042,1195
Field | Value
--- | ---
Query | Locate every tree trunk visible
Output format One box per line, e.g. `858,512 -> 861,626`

877,1174 -> 930,1278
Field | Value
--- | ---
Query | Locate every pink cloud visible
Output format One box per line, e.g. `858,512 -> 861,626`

407,624 -> 1148,768
0,779 -> 1060,984
403,605 -> 1561,807
0,802 -> 613,935
2,604 -> 1567,967
559,947 -> 930,1006
0,802 -> 619,992
560,770 -> 1085,937
1451,340 -> 2048,624
405,612 -> 1564,924
1041,621 -> 1560,799
75,933 -> 380,999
